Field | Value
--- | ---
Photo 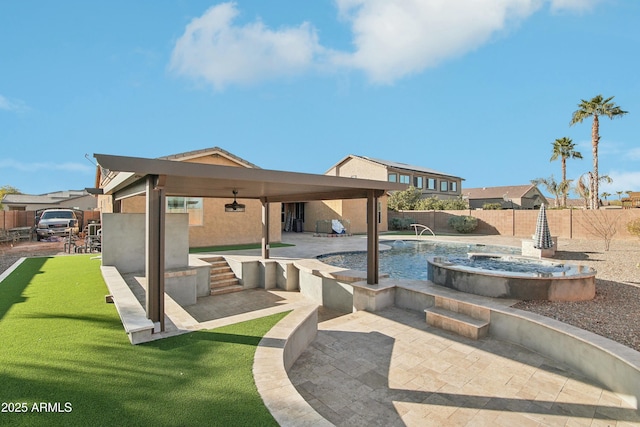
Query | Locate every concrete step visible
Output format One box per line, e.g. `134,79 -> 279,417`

211,284 -> 244,296
434,295 -> 490,322
210,271 -> 236,281
200,256 -> 225,263
210,277 -> 240,288
425,306 -> 489,340
204,256 -> 243,295
210,266 -> 233,275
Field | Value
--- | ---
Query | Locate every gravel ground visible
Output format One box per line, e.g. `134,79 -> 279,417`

0,240 -> 69,276
513,238 -> 640,353
1,236 -> 639,352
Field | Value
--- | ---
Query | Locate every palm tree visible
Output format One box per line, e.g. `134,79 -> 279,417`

531,176 -> 568,208
616,191 -> 624,201
574,174 -> 591,209
600,192 -> 611,205
550,137 -> 582,207
574,173 -> 613,209
570,95 -> 628,209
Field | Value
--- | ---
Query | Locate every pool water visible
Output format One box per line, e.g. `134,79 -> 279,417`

446,255 -> 570,275
317,240 -> 521,281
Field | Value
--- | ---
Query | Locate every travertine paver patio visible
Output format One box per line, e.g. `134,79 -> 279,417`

289,307 -> 640,426
121,233 -> 640,425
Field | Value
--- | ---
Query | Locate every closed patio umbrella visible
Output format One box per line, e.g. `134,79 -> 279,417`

533,203 -> 553,249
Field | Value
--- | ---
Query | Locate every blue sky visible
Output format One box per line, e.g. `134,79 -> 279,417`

1,0 -> 638,198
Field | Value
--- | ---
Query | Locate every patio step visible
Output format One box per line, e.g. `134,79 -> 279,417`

204,256 -> 243,296
425,296 -> 490,340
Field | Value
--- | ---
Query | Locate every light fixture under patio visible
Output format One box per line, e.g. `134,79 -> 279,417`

224,190 -> 245,212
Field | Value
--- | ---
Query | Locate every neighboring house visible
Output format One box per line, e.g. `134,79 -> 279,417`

463,185 -> 548,210
327,155 -> 464,199
304,155 -> 464,234
1,190 -> 97,211
622,192 -> 640,208
97,147 -> 282,248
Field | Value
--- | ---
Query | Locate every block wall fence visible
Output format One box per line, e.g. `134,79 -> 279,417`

389,209 -> 640,240
4,208 -> 639,240
0,210 -> 101,230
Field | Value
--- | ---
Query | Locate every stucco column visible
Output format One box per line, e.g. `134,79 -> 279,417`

145,175 -> 166,332
261,198 -> 270,259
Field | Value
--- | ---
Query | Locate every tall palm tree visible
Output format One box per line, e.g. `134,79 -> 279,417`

550,137 -> 582,207
570,95 -> 628,209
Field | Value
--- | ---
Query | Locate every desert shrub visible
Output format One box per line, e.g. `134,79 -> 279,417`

482,203 -> 503,210
387,187 -> 422,211
448,215 -> 478,233
627,218 -> 640,238
390,217 -> 415,230
416,196 -> 468,211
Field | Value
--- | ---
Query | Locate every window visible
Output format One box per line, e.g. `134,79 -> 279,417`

440,181 -> 448,192
167,197 -> 203,226
449,181 -> 458,192
414,176 -> 423,188
388,174 -> 397,183
426,178 -> 436,190
399,174 -> 410,184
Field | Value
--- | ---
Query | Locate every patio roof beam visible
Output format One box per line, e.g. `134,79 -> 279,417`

113,178 -> 148,201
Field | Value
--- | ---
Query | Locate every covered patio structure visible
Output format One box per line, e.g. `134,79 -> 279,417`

95,153 -> 405,331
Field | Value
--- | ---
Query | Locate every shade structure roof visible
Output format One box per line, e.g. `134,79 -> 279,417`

95,153 -> 406,202
94,152 -> 402,332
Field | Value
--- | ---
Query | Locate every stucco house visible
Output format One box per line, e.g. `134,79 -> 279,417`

463,184 -> 549,210
303,155 -> 464,234
327,155 -> 463,199
2,190 -> 97,211
97,147 -> 282,248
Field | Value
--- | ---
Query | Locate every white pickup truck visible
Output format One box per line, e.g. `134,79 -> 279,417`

35,209 -> 80,241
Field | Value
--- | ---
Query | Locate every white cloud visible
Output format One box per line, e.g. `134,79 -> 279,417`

0,159 -> 93,173
170,0 -> 601,88
0,94 -> 28,112
599,170 -> 640,193
331,0 -> 541,83
549,0 -> 603,13
169,2 -> 325,90
627,147 -> 640,161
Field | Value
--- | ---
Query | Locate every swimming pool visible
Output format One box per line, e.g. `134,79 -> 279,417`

317,240 -> 521,281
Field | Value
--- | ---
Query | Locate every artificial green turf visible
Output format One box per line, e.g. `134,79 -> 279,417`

0,255 -> 287,426
189,242 -> 294,253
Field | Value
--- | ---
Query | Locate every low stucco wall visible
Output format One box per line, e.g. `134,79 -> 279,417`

253,304 -> 331,427
102,213 -> 189,274
427,256 -> 596,301
490,307 -> 640,407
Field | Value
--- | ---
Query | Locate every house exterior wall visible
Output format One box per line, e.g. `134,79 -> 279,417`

319,154 -> 467,234
304,200 -> 343,233
304,196 -> 389,234
327,158 -> 387,180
